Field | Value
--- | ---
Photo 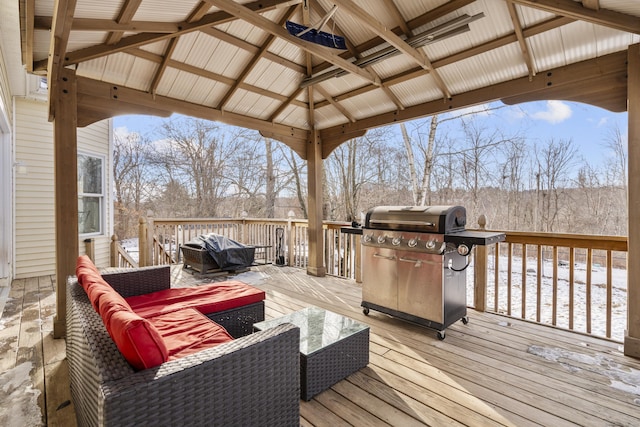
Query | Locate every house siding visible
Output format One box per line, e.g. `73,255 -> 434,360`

14,98 -> 112,278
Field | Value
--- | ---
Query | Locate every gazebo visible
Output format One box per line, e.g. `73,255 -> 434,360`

15,0 -> 640,357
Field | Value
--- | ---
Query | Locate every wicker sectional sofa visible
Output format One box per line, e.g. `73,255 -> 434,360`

66,257 -> 300,426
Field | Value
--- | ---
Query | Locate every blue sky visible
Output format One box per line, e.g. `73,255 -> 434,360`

114,100 -> 628,169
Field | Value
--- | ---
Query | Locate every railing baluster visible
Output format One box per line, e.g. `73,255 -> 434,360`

508,242 -> 513,317
569,247 -> 575,330
586,248 -> 592,334
607,250 -> 613,338
522,244 -> 527,319
552,246 -> 558,326
536,245 -> 542,323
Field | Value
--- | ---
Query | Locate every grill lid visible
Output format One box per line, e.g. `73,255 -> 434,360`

364,205 -> 466,233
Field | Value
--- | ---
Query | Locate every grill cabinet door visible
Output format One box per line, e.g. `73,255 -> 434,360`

396,250 -> 443,323
362,246 -> 397,310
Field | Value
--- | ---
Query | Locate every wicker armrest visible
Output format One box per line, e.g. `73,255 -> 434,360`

101,323 -> 300,426
101,265 -> 171,297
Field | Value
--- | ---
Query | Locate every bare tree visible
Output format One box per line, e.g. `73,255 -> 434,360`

151,117 -> 239,217
113,130 -> 154,238
535,138 -> 579,232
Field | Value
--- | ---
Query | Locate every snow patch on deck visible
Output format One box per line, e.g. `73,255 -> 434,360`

0,362 -> 42,426
528,345 -> 640,400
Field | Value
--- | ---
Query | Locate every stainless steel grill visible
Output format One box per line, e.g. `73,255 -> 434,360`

360,205 -> 505,340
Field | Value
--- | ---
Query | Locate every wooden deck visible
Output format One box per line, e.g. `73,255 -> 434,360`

2,265 -> 640,426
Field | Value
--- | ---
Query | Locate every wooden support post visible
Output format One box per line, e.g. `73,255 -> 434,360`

626,43 -> 640,359
53,68 -> 79,338
306,130 -> 326,277
474,215 -> 488,312
354,237 -> 362,283
139,217 -> 148,267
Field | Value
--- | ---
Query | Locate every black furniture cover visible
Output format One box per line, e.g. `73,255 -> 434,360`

189,234 -> 255,271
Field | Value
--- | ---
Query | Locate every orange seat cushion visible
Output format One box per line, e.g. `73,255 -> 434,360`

148,308 -> 234,360
126,281 -> 265,318
108,309 -> 169,370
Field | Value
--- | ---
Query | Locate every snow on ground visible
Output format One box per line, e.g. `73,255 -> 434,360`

467,254 -> 628,342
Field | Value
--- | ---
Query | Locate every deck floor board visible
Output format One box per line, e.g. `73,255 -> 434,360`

1,264 -> 639,426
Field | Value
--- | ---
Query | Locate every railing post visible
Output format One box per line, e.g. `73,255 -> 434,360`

139,217 -> 148,267
84,238 -> 95,262
474,215 -> 488,312
354,234 -> 362,283
110,234 -> 118,267
287,211 -> 295,266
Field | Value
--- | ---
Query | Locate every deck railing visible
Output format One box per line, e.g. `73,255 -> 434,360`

473,225 -> 628,342
119,216 -> 628,342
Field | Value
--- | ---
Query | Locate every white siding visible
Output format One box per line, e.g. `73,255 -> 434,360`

14,98 -> 112,278
77,119 -> 112,268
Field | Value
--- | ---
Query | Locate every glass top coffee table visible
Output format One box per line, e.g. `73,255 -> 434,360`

254,306 -> 370,401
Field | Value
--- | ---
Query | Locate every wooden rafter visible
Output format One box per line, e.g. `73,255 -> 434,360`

312,16 -> 572,111
513,0 -> 640,34
582,0 -> 599,11
187,1 -> 213,22
149,37 -> 178,95
33,0 -> 300,71
506,0 -> 535,79
105,0 -> 143,45
23,0 -> 35,72
332,0 -> 452,99
125,47 -> 306,109
308,0 -> 475,78
207,0 -> 380,87
315,85 -> 355,123
218,5 -> 298,110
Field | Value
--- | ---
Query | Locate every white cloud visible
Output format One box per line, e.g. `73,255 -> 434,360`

597,117 -> 608,127
530,100 -> 572,124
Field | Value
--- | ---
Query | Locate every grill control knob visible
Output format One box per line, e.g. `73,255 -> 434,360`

426,240 -> 436,249
363,233 -> 372,243
392,237 -> 401,246
457,244 -> 470,256
377,235 -> 386,244
407,238 -> 418,248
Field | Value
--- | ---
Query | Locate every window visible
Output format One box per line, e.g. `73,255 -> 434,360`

78,153 -> 104,235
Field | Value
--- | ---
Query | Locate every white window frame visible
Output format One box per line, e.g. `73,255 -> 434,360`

78,151 -> 105,236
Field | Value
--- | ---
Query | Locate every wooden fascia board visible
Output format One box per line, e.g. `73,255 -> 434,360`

319,51 -> 628,140
75,76 -> 310,144
512,0 -> 640,34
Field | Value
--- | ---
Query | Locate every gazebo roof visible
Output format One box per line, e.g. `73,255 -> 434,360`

20,0 -> 640,157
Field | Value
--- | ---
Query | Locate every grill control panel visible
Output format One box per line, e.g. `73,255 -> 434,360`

362,230 -> 448,255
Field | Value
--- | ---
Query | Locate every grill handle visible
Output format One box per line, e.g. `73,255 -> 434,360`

369,219 -> 436,228
399,257 -> 423,267
373,253 -> 396,261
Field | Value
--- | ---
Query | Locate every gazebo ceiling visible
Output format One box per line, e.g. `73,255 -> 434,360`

21,0 -> 640,158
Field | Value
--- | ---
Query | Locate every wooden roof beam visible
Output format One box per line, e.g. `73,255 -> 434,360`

331,0 -> 451,99
506,0 -> 536,79
105,0 -> 143,45
512,0 -> 640,34
33,0 -> 302,71
218,5 -> 298,111
207,0 -> 381,87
